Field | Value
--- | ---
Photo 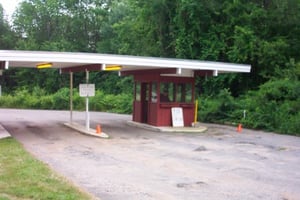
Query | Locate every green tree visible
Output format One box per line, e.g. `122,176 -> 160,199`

10,0 -> 116,93
99,0 -> 177,57
13,0 -> 113,52
0,4 -> 16,49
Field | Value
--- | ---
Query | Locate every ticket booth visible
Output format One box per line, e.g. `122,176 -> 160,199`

130,70 -> 195,126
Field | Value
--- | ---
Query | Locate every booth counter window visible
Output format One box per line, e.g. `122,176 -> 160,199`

160,82 -> 192,103
135,81 -> 192,103
176,83 -> 192,103
160,83 -> 174,102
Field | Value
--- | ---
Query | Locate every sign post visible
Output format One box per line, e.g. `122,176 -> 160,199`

79,70 -> 95,131
79,84 -> 95,97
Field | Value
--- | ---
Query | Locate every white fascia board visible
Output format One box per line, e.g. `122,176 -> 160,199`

162,69 -> 194,77
0,50 -> 251,72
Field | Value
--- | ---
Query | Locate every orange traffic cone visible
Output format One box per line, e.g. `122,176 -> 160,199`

96,125 -> 102,134
237,124 -> 242,133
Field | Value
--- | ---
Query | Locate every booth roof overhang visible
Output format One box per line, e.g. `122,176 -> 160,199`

0,50 -> 251,76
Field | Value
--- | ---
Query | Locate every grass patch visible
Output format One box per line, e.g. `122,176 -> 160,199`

0,138 -> 93,200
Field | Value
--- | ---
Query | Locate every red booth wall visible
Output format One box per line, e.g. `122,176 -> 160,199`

133,73 -> 195,127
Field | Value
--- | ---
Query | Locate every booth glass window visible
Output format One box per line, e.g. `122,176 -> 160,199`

176,83 -> 192,103
160,82 -> 192,103
160,82 -> 174,102
151,82 -> 157,103
135,82 -> 141,101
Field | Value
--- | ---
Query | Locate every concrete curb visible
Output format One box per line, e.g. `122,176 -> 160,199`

64,122 -> 109,138
127,121 -> 208,133
0,124 -> 11,139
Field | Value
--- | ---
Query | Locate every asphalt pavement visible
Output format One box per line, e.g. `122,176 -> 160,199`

1,109 -> 300,200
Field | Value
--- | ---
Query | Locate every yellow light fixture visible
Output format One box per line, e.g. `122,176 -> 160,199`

104,65 -> 122,71
36,63 -> 53,69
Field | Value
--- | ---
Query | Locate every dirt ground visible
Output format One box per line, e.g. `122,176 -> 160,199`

1,109 -> 300,200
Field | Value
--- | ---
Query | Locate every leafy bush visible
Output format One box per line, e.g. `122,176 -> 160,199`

51,88 -> 70,110
198,89 -> 238,123
13,88 -> 31,108
90,91 -> 132,113
0,87 -> 132,114
38,95 -> 54,109
198,79 -> 300,135
241,79 -> 300,134
89,90 -> 107,111
0,95 -> 15,108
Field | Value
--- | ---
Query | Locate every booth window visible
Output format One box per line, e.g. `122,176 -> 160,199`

176,83 -> 192,103
160,82 -> 192,103
151,82 -> 157,103
135,82 -> 141,101
160,82 -> 174,102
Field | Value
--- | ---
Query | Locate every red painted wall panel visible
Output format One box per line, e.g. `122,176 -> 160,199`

155,103 -> 195,126
148,103 -> 158,126
133,101 -> 142,122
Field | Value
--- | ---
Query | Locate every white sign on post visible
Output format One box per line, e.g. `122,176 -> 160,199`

79,84 -> 95,97
171,107 -> 184,127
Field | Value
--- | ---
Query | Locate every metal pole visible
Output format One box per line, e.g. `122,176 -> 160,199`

194,100 -> 198,123
70,72 -> 73,123
86,70 -> 90,130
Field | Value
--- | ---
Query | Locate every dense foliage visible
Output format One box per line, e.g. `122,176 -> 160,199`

199,79 -> 300,135
0,0 -> 299,134
0,87 -> 133,113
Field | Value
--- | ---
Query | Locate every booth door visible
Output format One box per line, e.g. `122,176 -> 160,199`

141,82 -> 149,123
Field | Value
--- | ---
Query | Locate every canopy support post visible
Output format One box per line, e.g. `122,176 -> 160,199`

70,72 -> 73,124
85,70 -> 90,130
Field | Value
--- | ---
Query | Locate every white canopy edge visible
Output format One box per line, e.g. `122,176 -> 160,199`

0,50 -> 251,73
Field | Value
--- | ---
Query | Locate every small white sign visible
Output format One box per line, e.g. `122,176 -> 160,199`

171,107 -> 184,127
79,84 -> 95,97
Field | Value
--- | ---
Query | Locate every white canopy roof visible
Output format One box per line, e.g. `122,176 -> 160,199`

0,50 -> 251,76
